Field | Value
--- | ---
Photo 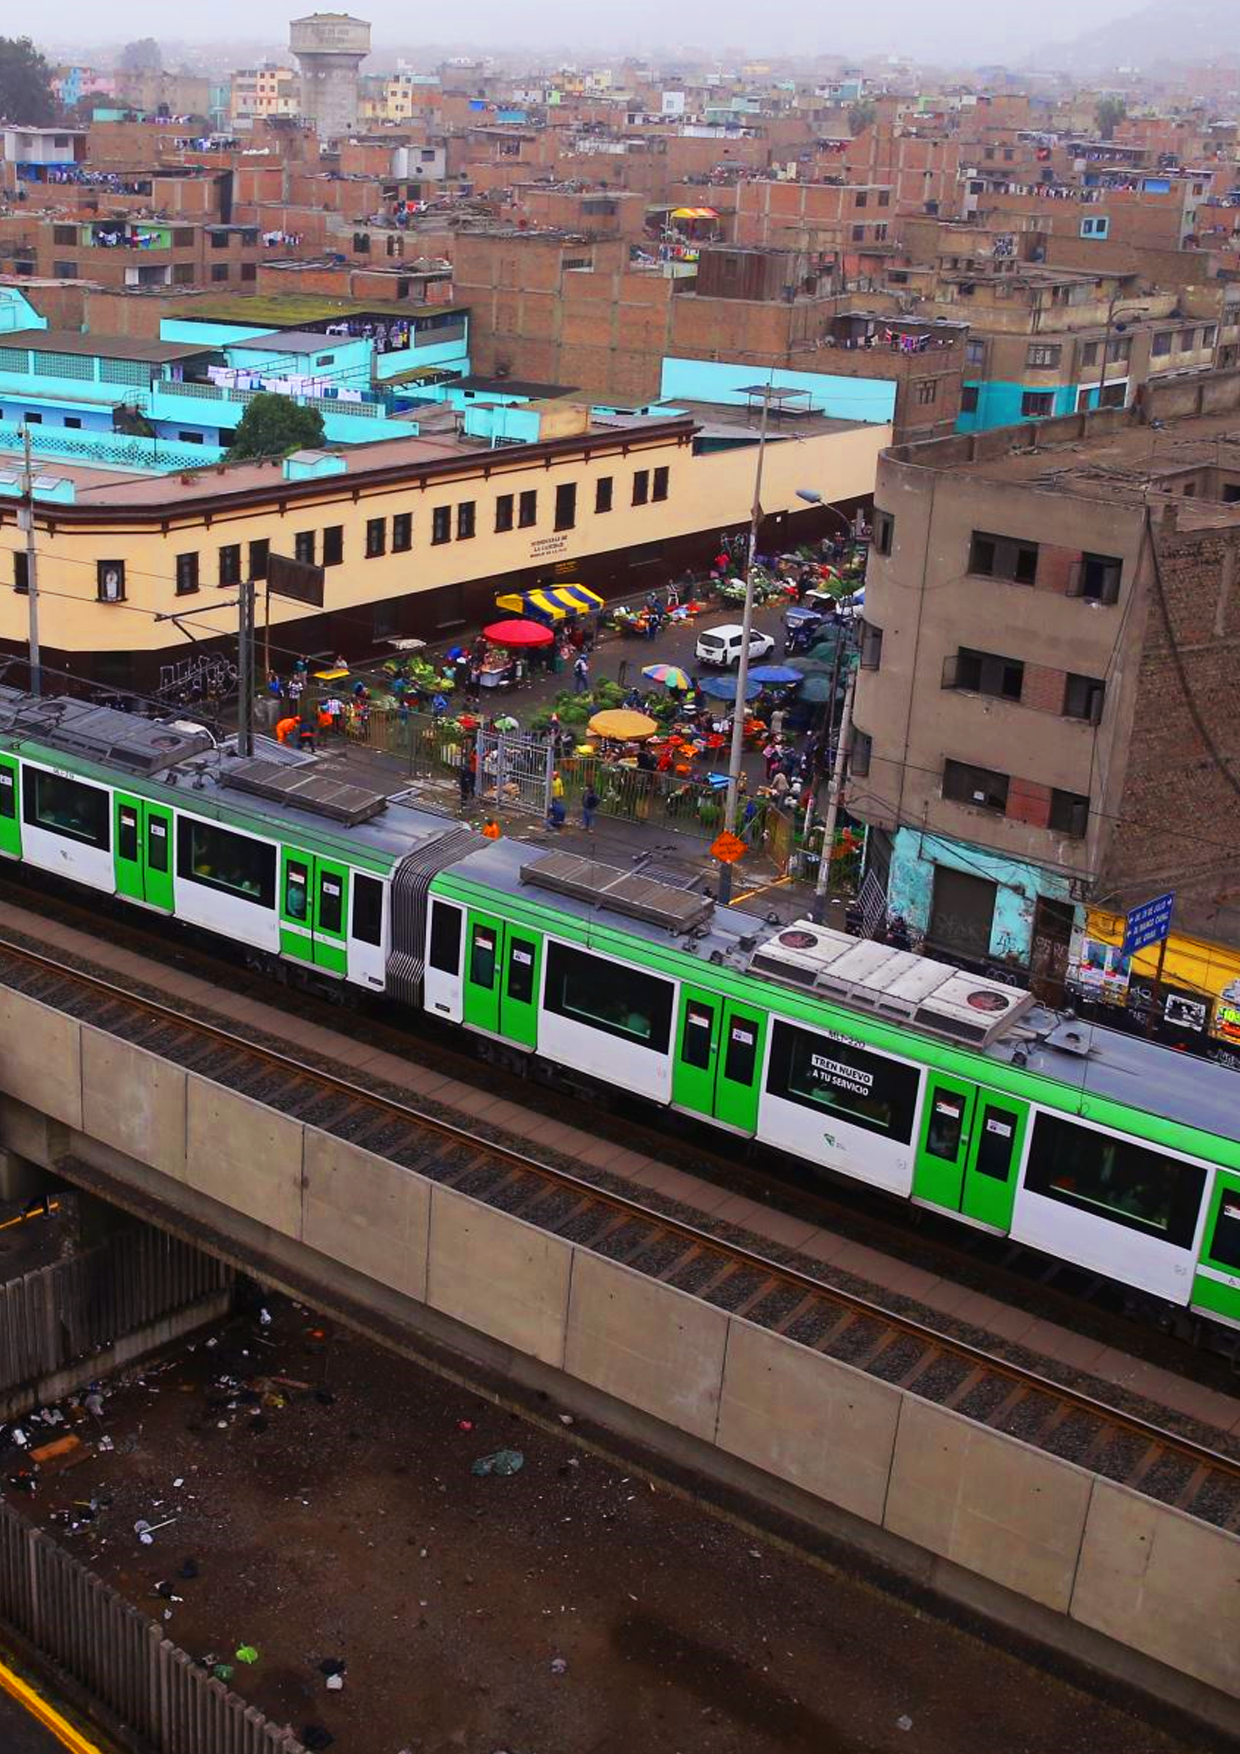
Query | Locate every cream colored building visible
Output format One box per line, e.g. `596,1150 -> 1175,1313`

0,409 -> 887,693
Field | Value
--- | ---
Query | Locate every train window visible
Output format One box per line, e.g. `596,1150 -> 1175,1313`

118,805 -> 138,863
352,874 -> 382,946
177,818 -> 275,909
0,768 -> 13,818
925,1086 -> 966,1160
766,1021 -> 919,1144
319,872 -> 344,935
285,861 -> 310,922
507,937 -> 536,1005
1207,1193 -> 1240,1272
974,1106 -> 1018,1181
147,816 -> 168,872
544,940 -> 673,1053
24,770 -> 110,851
1025,1113 -> 1205,1247
724,1017 -> 759,1085
470,924 -> 496,990
681,1000 -> 714,1069
428,901 -> 461,974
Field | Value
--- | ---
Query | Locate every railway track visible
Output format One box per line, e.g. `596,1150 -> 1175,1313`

2,932 -> 1239,1534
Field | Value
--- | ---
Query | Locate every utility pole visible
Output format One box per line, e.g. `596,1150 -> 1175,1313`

718,384 -> 773,906
811,658 -> 856,925
237,577 -> 256,759
19,427 -> 40,697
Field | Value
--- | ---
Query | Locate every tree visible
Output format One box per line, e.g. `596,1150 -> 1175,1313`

225,394 -> 326,462
848,99 -> 876,137
0,37 -> 56,126
119,38 -> 162,73
1096,95 -> 1127,141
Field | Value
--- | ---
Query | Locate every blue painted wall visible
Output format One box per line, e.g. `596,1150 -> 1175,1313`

956,379 -> 1079,433
885,826 -> 1074,964
659,357 -> 897,425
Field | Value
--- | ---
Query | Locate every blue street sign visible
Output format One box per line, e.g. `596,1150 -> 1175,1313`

1122,892 -> 1175,958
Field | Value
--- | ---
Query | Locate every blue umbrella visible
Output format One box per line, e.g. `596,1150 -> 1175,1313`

698,675 -> 763,701
748,664 -> 803,686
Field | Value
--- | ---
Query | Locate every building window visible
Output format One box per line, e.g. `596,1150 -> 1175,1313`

210,263 -> 229,283
855,191 -> 868,208
53,262 -> 77,279
518,489 -> 537,528
1176,329 -> 1196,353
961,386 -> 980,414
13,552 -> 28,594
495,493 -> 514,532
175,552 -> 200,596
965,339 -> 986,367
1203,324 -> 1218,349
52,224 -> 75,246
1152,331 -> 1174,357
63,416 -> 82,430
1076,551 -> 1122,604
1021,390 -> 1055,418
294,531 -> 315,565
850,727 -> 872,776
209,231 -> 228,249
218,544 -> 241,587
916,379 -> 938,406
1049,789 -> 1089,836
968,530 -> 1039,584
1063,673 -> 1105,722
878,189 -> 890,207
943,757 -> 1009,813
431,506 -> 451,545
240,263 -> 257,283
322,525 -> 343,567
1106,336 -> 1131,366
632,469 -> 650,506
859,621 -> 883,669
1026,343 -> 1061,368
652,465 -> 669,501
873,509 -> 894,555
392,512 -> 412,552
248,539 -> 269,581
945,647 -> 1024,701
1081,340 -> 1100,367
554,481 -> 577,531
365,517 -> 386,558
595,475 -> 613,513
457,500 -> 475,540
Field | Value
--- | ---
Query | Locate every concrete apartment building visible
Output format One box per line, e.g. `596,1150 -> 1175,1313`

850,372 -> 1240,1028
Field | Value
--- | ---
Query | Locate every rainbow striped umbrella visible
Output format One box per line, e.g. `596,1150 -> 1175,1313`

641,663 -> 691,689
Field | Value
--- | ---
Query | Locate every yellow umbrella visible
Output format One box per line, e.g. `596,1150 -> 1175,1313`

588,708 -> 658,740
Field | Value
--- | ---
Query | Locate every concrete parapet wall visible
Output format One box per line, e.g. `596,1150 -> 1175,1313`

1,989 -> 1238,1725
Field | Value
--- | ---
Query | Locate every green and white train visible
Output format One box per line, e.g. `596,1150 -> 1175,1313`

2,688 -> 1238,1342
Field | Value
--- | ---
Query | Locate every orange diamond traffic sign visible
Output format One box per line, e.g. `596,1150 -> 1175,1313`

709,831 -> 747,864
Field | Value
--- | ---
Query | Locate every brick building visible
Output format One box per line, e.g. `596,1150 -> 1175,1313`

850,370 -> 1240,1036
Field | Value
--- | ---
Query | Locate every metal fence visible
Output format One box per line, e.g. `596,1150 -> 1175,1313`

0,1226 -> 231,1399
0,1504 -> 304,1753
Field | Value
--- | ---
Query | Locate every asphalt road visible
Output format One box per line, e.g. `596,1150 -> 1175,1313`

0,1664 -> 102,1752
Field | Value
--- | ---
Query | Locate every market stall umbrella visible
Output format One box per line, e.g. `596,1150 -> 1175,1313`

641,663 -> 691,689
588,708 -> 659,740
797,674 -> 839,704
748,664 -> 804,686
482,618 -> 555,648
699,675 -> 763,701
787,655 -> 835,678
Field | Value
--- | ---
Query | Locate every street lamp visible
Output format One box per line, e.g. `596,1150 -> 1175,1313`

1095,297 -> 1150,411
795,486 -> 855,537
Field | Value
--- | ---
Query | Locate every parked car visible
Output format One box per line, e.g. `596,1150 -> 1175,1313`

695,624 -> 776,667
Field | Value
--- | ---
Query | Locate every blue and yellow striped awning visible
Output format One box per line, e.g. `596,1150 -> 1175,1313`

494,584 -> 604,621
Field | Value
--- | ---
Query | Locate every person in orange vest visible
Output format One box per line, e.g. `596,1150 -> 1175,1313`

275,715 -> 299,745
481,817 -> 502,840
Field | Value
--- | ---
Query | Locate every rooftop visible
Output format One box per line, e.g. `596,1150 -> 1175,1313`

171,293 -> 461,329
0,330 -> 214,364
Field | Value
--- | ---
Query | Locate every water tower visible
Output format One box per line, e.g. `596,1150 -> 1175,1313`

289,12 -> 370,141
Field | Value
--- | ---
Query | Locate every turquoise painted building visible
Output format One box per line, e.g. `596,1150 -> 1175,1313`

883,826 -> 1075,967
957,379 -> 1112,434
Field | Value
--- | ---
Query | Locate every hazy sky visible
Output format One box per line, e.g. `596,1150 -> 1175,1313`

46,0 -> 1144,68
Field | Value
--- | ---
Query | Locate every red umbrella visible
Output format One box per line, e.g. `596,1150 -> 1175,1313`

482,618 -> 555,648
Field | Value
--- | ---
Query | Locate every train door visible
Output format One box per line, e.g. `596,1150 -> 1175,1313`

1191,1170 -> 1240,1330
673,987 -> 765,1133
280,849 -> 315,966
500,925 -> 541,1049
115,794 -> 174,911
0,755 -> 20,859
462,910 -> 503,1035
313,858 -> 349,976
912,1072 -> 977,1214
959,1096 -> 1027,1232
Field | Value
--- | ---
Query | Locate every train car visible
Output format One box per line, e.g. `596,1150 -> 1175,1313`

0,688 -> 1237,1344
